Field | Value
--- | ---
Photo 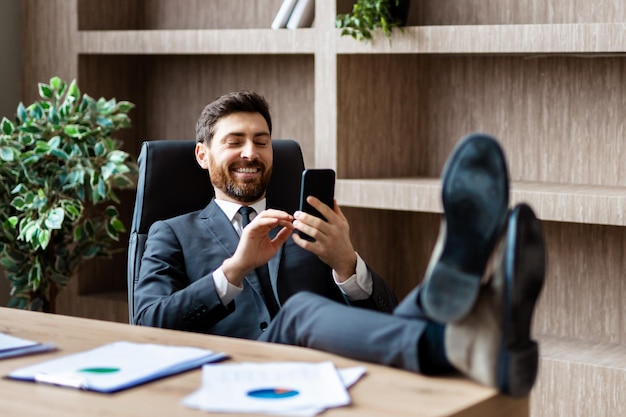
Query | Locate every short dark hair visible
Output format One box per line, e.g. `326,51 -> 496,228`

195,90 -> 272,144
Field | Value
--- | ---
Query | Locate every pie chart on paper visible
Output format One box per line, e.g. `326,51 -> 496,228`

247,387 -> 300,399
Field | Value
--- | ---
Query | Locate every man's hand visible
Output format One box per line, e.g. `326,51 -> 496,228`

292,197 -> 357,282
222,209 -> 294,287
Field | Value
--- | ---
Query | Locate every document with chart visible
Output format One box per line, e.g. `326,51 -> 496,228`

183,361 -> 364,416
8,341 -> 226,393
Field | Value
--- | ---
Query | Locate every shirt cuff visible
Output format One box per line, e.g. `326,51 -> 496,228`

213,266 -> 244,306
333,252 -> 373,301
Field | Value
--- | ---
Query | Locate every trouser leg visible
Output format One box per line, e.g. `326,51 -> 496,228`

393,286 -> 427,319
260,291 -> 431,373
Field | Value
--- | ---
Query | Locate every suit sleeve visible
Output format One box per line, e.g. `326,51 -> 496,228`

347,267 -> 398,313
133,220 -> 233,332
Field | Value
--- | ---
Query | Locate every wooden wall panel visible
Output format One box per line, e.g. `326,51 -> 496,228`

21,0 -> 78,102
410,1 -> 626,25
532,346 -> 626,417
143,0 -> 285,29
338,55 -> 626,187
78,0 -> 285,30
142,55 -> 316,168
342,208 -> 441,299
337,55 -> 425,179
78,55 -> 148,157
533,221 -> 626,344
337,0 -> 626,25
78,0 -> 143,30
56,278 -> 128,322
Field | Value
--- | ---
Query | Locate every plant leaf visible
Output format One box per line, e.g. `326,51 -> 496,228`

38,83 -> 53,99
50,76 -> 62,90
0,147 -> 14,162
1,117 -> 14,134
68,79 -> 80,101
44,207 -> 65,229
38,229 -> 51,249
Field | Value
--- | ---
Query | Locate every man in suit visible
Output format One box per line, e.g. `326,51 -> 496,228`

133,90 -> 397,339
135,89 -> 545,396
259,133 -> 546,397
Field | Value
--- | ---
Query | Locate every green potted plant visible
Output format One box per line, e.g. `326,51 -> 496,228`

0,76 -> 137,313
336,0 -> 410,42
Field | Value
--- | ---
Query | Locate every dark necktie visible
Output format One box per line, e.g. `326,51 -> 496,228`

238,206 -> 279,318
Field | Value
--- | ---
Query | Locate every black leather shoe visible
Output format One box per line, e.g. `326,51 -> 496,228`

496,203 -> 546,396
445,203 -> 546,397
420,133 -> 509,323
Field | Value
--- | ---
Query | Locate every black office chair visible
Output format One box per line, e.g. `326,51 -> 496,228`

127,139 -> 305,323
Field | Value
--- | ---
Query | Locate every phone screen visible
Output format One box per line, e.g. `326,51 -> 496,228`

298,169 -> 335,240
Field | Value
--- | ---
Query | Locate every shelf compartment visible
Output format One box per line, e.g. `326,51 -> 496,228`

78,0 -> 287,30
337,178 -> 626,226
337,54 -> 626,188
337,0 -> 626,26
78,54 -> 315,166
336,23 -> 626,54
78,29 -> 318,54
532,335 -> 626,417
343,206 -> 626,342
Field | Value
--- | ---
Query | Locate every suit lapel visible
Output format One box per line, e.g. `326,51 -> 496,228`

199,200 -> 239,253
267,229 -> 284,307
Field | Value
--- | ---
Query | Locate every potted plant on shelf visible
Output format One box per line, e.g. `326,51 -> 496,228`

335,0 -> 410,42
0,76 -> 137,313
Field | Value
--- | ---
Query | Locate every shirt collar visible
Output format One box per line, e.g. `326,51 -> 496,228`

214,198 -> 267,222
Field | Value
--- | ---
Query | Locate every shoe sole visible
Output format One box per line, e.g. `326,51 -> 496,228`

421,133 -> 510,323
497,203 -> 546,397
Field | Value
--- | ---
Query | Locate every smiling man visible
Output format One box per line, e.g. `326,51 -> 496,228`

133,90 -> 398,339
134,102 -> 547,397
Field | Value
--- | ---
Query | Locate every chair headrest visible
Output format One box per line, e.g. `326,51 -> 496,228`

131,139 -> 305,235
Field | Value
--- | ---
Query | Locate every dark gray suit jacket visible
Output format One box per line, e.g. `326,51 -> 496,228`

134,200 -> 398,339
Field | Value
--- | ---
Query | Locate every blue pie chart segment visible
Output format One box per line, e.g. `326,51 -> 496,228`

247,388 -> 300,399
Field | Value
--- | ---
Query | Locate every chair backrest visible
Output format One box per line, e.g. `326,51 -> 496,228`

127,139 -> 305,323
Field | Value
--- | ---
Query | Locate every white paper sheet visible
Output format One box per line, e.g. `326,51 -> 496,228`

0,333 -> 38,351
0,332 -> 56,359
182,361 -> 365,416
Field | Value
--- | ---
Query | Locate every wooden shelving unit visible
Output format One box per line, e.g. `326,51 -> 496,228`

20,1 -> 626,415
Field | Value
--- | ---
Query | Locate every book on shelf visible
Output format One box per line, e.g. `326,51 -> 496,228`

271,0 -> 299,29
286,0 -> 315,29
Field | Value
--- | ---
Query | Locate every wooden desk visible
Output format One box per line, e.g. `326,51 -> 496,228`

0,308 -> 527,417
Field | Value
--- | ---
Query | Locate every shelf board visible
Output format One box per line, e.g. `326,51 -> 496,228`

538,334 -> 626,369
78,24 -> 626,56
336,178 -> 626,226
77,29 -> 319,54
336,23 -> 626,55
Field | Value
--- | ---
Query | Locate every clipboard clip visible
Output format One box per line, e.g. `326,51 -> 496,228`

34,372 -> 88,390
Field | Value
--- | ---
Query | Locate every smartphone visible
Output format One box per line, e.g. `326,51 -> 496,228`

298,169 -> 336,241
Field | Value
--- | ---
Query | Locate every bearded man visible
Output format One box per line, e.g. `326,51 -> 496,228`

133,91 -> 398,338
134,92 -> 546,397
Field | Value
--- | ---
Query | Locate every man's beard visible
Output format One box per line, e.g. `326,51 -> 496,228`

208,155 -> 272,203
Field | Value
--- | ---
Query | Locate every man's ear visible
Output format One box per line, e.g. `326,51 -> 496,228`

195,142 -> 209,169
